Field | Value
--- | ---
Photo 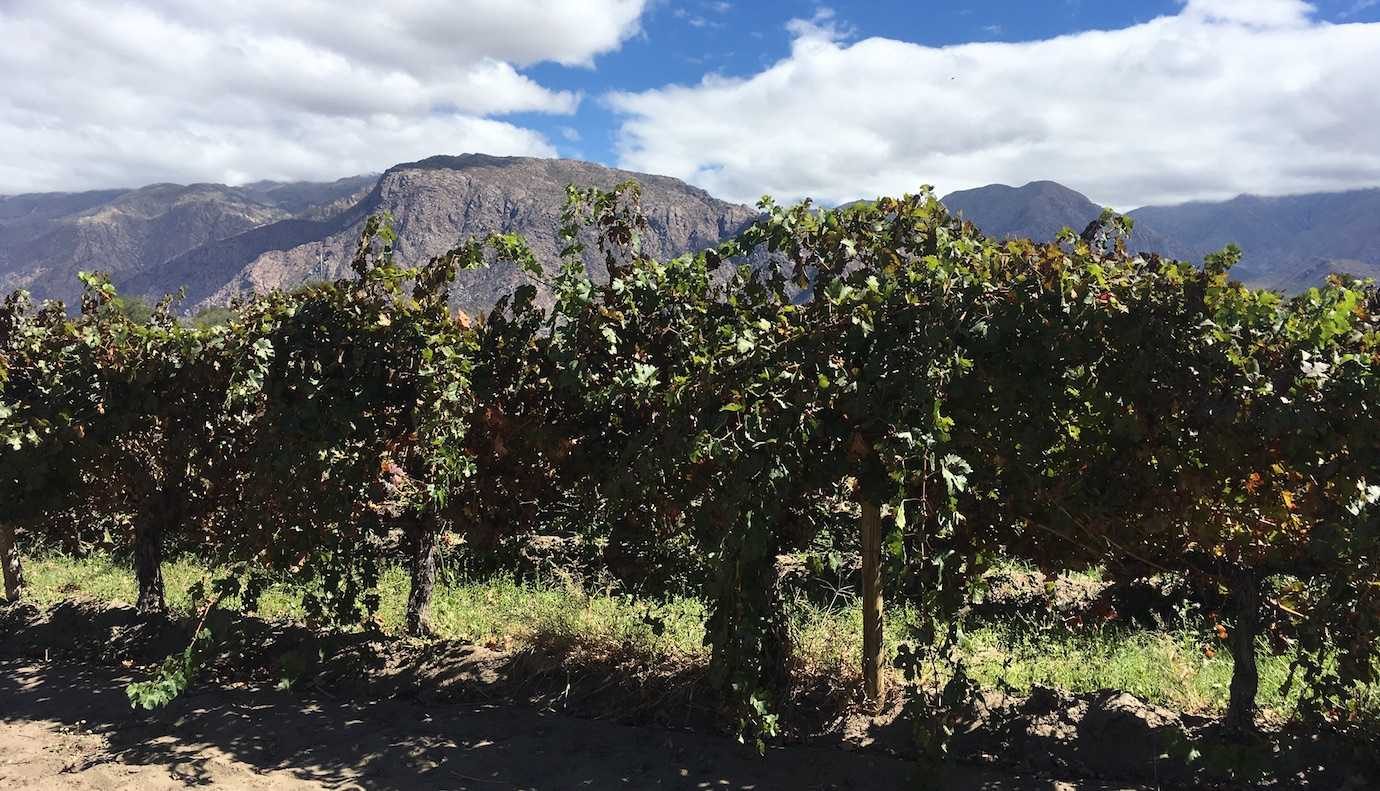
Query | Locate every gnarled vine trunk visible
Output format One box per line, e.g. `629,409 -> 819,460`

1,522 -> 23,602
1224,570 -> 1261,732
405,512 -> 440,637
134,490 -> 177,615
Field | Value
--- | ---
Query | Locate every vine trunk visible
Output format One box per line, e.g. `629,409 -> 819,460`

1,522 -> 22,601
1224,571 -> 1262,732
406,513 -> 440,637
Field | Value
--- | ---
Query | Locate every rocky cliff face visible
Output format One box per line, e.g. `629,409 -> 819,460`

174,155 -> 759,315
0,176 -> 375,308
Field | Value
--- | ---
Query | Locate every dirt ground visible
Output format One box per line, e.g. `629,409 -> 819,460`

5,598 -> 1369,790
0,657 -> 1145,791
0,600 -> 1159,791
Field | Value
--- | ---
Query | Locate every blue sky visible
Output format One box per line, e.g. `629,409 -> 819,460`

523,0 -> 1190,160
2,0 -> 1379,208
523,0 -> 1380,173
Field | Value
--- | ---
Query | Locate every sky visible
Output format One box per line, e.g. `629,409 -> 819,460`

1,0 -> 1378,209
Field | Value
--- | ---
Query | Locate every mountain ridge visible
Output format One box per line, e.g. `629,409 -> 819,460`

4,159 -> 1378,313
1127,188 -> 1380,290
134,154 -> 760,316
934,181 -> 1380,290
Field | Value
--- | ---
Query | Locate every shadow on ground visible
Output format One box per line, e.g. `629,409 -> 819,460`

14,598 -> 1363,790
0,656 -> 1084,790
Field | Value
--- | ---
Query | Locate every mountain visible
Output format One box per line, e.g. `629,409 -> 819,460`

939,181 -> 1380,291
0,176 -> 375,307
1,155 -> 757,317
124,155 -> 758,315
5,161 -> 1379,311
1126,190 -> 1380,290
943,181 -> 1103,241
941,181 -> 1172,259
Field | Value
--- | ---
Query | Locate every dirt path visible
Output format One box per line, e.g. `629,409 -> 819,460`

0,657 -> 1146,791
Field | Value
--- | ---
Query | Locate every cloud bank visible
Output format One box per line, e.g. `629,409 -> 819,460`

0,0 -> 647,193
609,0 -> 1380,208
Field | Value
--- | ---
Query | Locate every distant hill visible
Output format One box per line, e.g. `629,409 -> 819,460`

942,180 -> 1171,256
4,160 -> 1379,310
1127,189 -> 1380,290
943,181 -> 1096,241
937,181 -> 1380,290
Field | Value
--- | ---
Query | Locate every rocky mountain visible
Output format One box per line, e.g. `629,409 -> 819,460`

1,155 -> 757,317
4,159 -> 1379,311
939,182 -> 1380,291
128,154 -> 759,316
0,176 -> 375,307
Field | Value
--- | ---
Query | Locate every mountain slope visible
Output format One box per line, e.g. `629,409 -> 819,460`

0,184 -> 288,306
940,181 -> 1172,256
0,177 -> 376,307
1127,189 -> 1380,289
235,175 -> 379,219
128,154 -> 760,315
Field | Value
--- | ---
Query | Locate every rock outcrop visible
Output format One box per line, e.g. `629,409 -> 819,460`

177,154 -> 759,315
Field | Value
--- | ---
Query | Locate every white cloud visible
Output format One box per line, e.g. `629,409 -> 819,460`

1181,0 -> 1313,26
609,0 -> 1380,208
0,0 -> 648,193
785,7 -> 855,44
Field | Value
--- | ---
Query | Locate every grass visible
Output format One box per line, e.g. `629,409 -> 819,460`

19,553 -> 710,659
789,596 -> 1306,717
13,552 -> 1355,719
961,625 -> 1288,714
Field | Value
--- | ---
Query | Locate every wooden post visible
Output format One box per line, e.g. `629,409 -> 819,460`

861,500 -> 885,705
1,522 -> 23,602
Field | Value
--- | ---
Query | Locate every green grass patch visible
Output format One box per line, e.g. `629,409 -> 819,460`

19,552 -> 1365,719
785,595 -> 1322,719
20,553 -> 709,660
959,624 -> 1294,715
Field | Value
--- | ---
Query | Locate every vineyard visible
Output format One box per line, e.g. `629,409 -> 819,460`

3,183 -> 1379,787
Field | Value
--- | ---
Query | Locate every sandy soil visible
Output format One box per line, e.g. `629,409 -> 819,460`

0,657 -> 1138,791
12,598 -> 1364,790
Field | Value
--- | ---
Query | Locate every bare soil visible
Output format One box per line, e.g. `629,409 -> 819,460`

1,599 -> 1367,790
4,659 -> 955,790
